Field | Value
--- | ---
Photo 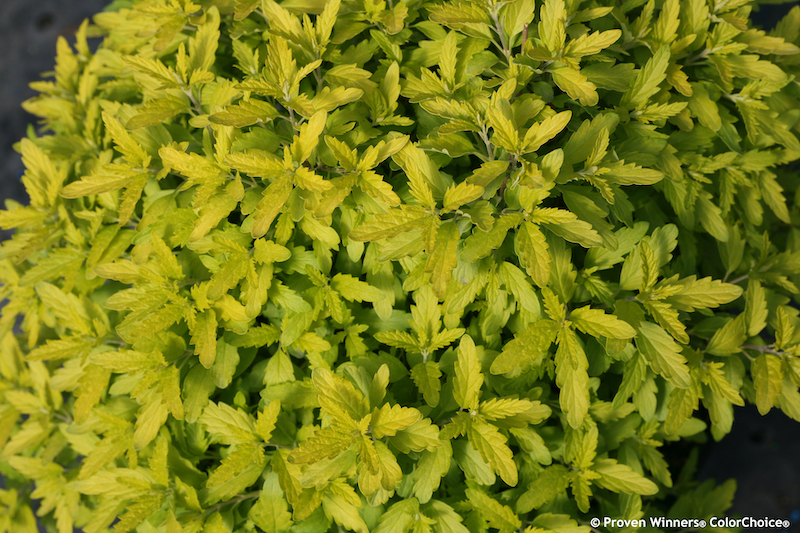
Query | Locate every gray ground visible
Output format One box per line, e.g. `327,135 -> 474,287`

0,1 -> 800,532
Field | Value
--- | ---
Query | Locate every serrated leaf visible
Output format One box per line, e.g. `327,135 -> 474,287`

621,46 -> 670,109
570,306 -> 636,339
665,386 -> 699,435
664,276 -> 743,312
412,441 -> 452,503
332,273 -> 386,303
637,322 -> 691,388
517,465 -> 570,512
207,441 -> 265,488
567,29 -> 621,58
465,488 -> 521,533
374,499 -> 419,533
371,404 -> 422,438
411,361 -> 442,407
249,472 -> 293,533
703,362 -> 744,406
392,144 -> 437,209
554,327 -> 590,429
549,65 -> 598,106
443,182 -> 484,212
198,401 -> 257,445
487,106 -> 519,153
706,315 -> 746,356
454,335 -> 483,410
126,97 -> 188,130
426,220 -> 460,298
521,111 -> 571,153
491,320 -> 556,375
256,400 -> 281,442
539,0 -> 566,54
745,280 -> 768,337
468,419 -> 517,486
516,222 -> 551,287
210,99 -> 279,127
592,459 -> 659,495
313,367 -> 369,423
754,353 -> 783,415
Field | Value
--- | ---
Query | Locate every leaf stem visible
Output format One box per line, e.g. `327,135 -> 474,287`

489,9 -> 511,63
742,343 -> 781,356
478,128 -> 495,160
202,491 -> 260,516
727,273 -> 750,285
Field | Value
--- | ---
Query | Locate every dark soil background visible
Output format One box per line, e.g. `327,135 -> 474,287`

1,1 -> 800,532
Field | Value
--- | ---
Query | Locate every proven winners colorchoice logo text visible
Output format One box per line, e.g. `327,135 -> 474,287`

591,516 -> 792,529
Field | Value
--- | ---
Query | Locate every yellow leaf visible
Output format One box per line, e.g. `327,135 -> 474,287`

442,182 -> 484,212
371,404 -> 422,438
426,220 -> 460,298
550,65 -> 598,106
468,419 -> 517,486
515,222 -> 550,287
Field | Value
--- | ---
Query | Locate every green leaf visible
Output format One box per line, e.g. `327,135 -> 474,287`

371,404 -> 422,438
207,441 -> 265,487
664,276 -> 743,312
426,220 -> 460,298
515,222 -> 551,287
443,182 -> 484,212
332,273 -> 386,303
429,1 -> 492,26
487,106 -> 520,153
696,196 -> 729,242
665,386 -> 699,435
706,315 -> 746,356
637,322 -> 691,389
462,213 -> 523,263
499,261 -> 541,315
517,465 -> 570,512
210,99 -> 279,127
491,320 -> 556,375
426,500 -> 471,533
256,400 -> 282,442
198,401 -> 257,445
374,499 -> 419,533
412,441 -> 452,503
566,29 -> 621,58
392,144 -> 438,209
322,482 -> 369,533
554,327 -> 590,429
549,65 -> 598,106
411,361 -> 442,407
453,335 -> 483,410
465,488 -> 521,533
126,97 -> 189,130
745,280 -> 768,337
753,353 -> 783,415
591,458 -> 659,495
703,362 -> 744,407
570,306 -> 636,339
292,111 -> 327,163
249,472 -> 293,533
521,111 -> 571,153
468,419 -> 518,486
621,46 -> 670,109
539,0 -> 566,54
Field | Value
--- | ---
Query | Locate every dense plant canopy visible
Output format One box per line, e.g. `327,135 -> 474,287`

2,0 -> 800,531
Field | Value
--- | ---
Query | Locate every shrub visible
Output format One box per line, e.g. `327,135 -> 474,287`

2,0 -> 800,531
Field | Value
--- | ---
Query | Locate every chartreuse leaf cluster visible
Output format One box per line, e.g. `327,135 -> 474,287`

2,0 -> 800,531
